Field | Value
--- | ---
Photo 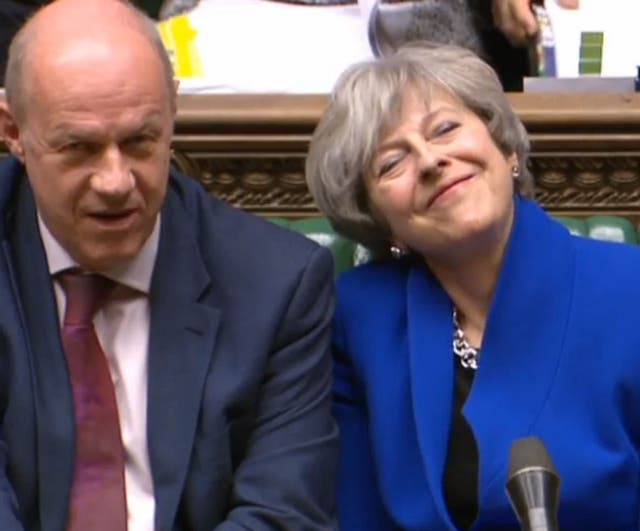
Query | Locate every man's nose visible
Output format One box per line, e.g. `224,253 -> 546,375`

90,146 -> 135,197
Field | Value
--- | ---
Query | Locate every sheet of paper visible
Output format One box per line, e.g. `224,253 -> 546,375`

546,0 -> 640,78
162,0 -> 373,93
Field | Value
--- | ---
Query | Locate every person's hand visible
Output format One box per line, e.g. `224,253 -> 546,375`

492,0 -> 537,46
492,0 -> 580,47
557,0 -> 579,7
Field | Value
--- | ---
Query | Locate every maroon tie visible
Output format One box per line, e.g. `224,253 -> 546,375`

58,271 -> 128,531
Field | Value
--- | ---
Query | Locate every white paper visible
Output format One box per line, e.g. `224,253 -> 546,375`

546,0 -> 640,78
175,0 -> 374,93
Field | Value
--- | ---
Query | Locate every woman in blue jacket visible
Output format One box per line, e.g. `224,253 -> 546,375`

305,42 -> 640,530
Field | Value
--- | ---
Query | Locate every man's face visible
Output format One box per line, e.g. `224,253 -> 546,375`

7,38 -> 175,271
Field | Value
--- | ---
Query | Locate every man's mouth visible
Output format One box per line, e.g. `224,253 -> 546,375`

87,209 -> 139,229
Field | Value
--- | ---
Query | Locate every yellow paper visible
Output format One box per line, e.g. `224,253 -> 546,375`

157,14 -> 204,78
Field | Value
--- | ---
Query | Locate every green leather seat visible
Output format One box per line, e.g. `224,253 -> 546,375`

586,215 -> 637,244
555,216 -> 588,237
271,214 -> 638,275
270,217 -> 355,276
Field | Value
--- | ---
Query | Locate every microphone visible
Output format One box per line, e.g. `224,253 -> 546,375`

506,436 -> 561,531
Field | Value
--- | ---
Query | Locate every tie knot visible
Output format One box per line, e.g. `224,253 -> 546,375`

58,270 -> 115,325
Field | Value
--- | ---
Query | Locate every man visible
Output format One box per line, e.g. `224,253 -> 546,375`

0,0 -> 338,529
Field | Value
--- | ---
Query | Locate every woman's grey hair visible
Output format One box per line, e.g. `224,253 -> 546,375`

305,41 -> 532,257
4,0 -> 175,123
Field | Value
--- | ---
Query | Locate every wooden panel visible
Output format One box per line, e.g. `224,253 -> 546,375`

170,93 -> 640,221
6,92 -> 640,220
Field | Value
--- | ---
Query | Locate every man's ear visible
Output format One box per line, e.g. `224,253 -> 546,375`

0,101 -> 25,163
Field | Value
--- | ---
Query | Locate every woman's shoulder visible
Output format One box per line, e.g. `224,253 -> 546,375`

334,259 -> 414,321
336,258 -> 411,296
571,235 -> 640,298
573,235 -> 640,270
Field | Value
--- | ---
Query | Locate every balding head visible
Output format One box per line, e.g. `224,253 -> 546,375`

5,0 -> 175,124
0,0 -> 178,271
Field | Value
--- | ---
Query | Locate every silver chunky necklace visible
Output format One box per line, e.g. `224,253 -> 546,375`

452,308 -> 479,370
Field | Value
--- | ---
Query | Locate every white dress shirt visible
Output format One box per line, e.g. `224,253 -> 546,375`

39,215 -> 159,531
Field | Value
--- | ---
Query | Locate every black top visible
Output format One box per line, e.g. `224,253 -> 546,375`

443,358 -> 479,530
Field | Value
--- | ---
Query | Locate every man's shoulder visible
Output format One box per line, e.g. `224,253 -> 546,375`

165,171 -> 325,270
0,157 -> 26,216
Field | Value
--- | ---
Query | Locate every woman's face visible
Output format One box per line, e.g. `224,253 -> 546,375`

365,87 -> 517,263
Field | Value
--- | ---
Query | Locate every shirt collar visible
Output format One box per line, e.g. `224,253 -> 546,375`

38,214 -> 160,294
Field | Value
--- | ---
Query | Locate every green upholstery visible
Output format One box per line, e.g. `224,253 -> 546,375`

586,216 -> 637,244
555,215 -> 637,244
555,216 -> 588,237
270,215 -> 640,275
271,217 -> 356,276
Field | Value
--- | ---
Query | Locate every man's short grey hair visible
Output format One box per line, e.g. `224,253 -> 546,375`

4,0 -> 175,123
305,41 -> 532,256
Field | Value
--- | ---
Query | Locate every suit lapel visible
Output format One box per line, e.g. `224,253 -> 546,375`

464,198 -> 575,511
406,264 -> 456,525
0,163 -> 221,529
147,187 -> 220,529
8,179 -> 74,531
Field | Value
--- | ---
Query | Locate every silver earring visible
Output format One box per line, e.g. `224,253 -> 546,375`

511,165 -> 520,180
390,245 -> 406,259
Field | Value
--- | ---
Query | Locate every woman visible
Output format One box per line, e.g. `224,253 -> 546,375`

305,42 -> 640,530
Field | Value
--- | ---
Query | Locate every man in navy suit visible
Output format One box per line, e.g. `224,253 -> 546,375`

0,0 -> 338,529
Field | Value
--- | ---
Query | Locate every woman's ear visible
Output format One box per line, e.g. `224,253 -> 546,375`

389,239 -> 409,259
390,238 -> 408,252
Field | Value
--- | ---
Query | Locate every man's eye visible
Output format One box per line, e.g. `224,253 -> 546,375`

65,141 -> 92,152
124,135 -> 155,150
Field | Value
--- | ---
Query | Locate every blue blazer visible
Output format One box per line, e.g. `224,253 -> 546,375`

333,197 -> 640,530
0,157 -> 338,530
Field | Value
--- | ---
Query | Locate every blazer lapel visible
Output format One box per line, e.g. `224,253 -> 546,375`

8,180 -> 74,531
405,198 -> 575,526
147,188 -> 220,530
464,198 -> 575,512
406,264 -> 457,526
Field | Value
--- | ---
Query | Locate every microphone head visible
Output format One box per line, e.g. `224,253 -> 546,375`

508,436 -> 558,479
506,437 -> 561,531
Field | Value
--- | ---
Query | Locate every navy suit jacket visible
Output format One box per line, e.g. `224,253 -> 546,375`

0,157 -> 338,530
333,197 -> 640,530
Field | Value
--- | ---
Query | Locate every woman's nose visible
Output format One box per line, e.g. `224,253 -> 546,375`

416,143 -> 447,178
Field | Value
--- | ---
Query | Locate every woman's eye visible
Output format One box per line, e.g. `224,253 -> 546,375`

433,121 -> 459,136
377,155 -> 403,177
378,159 -> 399,177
